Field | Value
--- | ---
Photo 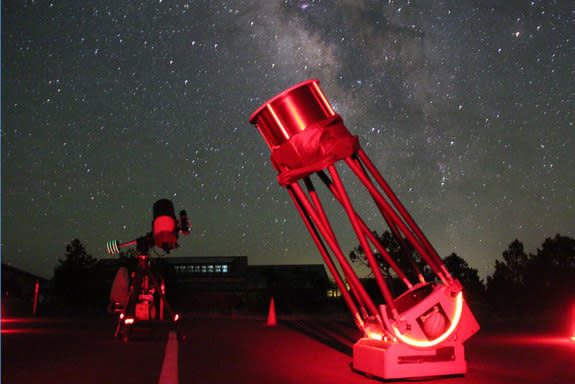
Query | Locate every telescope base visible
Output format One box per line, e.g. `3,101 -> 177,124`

353,338 -> 467,380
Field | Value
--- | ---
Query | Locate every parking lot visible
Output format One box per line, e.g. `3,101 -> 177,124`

3,314 -> 575,384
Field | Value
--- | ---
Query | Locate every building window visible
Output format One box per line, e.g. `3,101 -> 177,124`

327,288 -> 341,298
174,263 -> 230,274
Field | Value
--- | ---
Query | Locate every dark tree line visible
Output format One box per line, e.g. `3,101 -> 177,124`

486,235 -> 575,316
349,231 -> 575,320
348,231 -> 485,304
50,233 -> 575,321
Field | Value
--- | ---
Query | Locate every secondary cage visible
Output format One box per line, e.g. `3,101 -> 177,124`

249,80 -> 479,380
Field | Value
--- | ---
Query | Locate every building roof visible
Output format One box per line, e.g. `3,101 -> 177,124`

2,263 -> 47,282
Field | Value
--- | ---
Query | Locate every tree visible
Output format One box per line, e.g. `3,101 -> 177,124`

349,230 -> 439,297
486,234 -> 575,317
524,234 -> 575,309
442,253 -> 485,304
353,231 -> 432,277
52,239 -> 106,313
486,239 -> 529,314
349,230 -> 392,280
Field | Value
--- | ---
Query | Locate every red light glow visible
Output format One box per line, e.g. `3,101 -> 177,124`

283,97 -> 307,132
267,104 -> 290,144
1,318 -> 59,335
124,318 -> 135,325
311,81 -> 335,116
367,332 -> 384,341
1,329 -> 44,335
153,215 -> 176,233
392,292 -> 464,348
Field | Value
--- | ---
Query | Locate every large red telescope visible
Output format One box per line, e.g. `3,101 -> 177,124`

249,80 -> 479,380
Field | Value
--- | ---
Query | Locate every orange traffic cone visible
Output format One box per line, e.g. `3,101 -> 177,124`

266,297 -> 277,326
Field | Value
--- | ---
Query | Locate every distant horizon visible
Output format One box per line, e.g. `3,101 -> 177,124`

4,232 -> 571,282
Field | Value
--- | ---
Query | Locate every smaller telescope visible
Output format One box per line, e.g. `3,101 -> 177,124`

107,198 -> 191,256
106,198 -> 190,342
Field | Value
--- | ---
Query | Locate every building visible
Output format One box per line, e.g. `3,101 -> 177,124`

168,256 -> 249,312
245,264 -> 331,313
99,256 -> 331,314
2,264 -> 46,316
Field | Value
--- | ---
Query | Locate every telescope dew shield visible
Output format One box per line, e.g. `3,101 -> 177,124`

152,199 -> 178,251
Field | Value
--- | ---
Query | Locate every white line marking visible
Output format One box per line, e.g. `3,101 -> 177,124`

158,331 -> 179,384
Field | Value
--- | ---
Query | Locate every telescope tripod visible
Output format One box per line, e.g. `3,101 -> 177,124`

114,254 -> 181,342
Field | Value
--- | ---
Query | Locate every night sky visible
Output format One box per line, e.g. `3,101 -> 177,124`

3,1 -> 574,280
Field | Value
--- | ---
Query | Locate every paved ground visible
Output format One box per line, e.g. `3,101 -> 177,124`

3,314 -> 575,384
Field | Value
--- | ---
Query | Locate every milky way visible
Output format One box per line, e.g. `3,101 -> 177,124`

3,0 -> 574,279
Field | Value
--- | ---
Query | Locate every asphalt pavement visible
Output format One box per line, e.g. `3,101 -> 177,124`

3,314 -> 575,384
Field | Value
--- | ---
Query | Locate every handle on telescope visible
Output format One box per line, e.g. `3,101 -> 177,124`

106,239 -> 138,255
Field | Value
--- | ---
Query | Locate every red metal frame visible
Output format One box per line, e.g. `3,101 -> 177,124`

249,80 -> 480,380
112,254 -> 181,342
